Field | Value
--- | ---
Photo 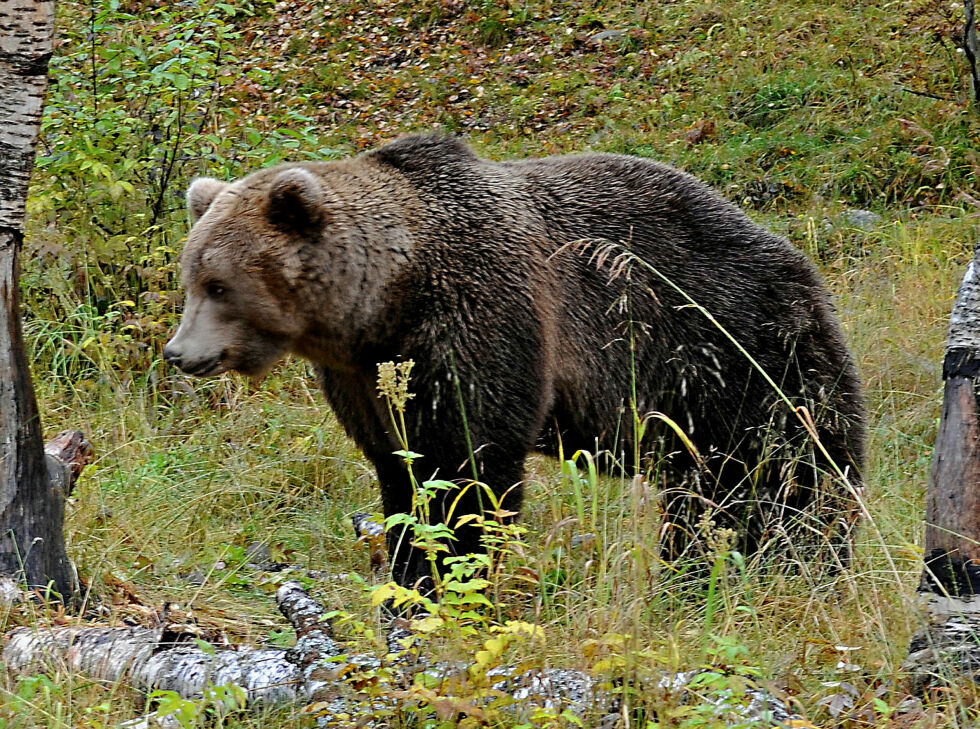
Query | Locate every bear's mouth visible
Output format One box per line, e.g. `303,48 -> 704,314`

182,354 -> 226,377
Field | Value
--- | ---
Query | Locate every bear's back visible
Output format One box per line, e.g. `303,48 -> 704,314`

368,135 -> 795,267
362,135 -> 829,370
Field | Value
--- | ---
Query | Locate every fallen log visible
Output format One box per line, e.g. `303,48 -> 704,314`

4,584 -> 307,705
3,579 -> 807,727
3,581 -> 607,725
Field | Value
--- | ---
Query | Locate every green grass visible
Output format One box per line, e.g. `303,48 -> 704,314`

5,0 -> 980,725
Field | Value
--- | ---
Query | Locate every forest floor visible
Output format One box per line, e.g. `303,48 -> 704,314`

4,0 -> 980,726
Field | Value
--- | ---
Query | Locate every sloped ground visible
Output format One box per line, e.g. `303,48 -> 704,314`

3,0 -> 980,726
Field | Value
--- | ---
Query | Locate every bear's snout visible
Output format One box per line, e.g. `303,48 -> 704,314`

162,343 -> 183,369
163,338 -> 225,377
163,341 -> 224,377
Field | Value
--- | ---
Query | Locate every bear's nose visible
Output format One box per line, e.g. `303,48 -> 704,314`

162,344 -> 182,369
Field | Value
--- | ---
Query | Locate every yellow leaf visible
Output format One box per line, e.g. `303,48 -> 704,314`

453,513 -> 481,527
482,635 -> 509,658
445,578 -> 490,592
496,620 -> 544,640
592,655 -> 627,672
369,582 -> 398,607
411,615 -> 444,633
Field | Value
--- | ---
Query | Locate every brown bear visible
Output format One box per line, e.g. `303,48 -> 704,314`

164,134 -> 866,590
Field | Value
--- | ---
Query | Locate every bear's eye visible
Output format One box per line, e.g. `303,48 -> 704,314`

206,283 -> 226,298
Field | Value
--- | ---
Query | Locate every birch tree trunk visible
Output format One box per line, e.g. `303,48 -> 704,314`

0,0 -> 76,599
964,0 -> 980,108
922,238 -> 980,594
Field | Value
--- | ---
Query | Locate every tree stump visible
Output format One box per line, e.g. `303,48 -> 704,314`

906,238 -> 980,690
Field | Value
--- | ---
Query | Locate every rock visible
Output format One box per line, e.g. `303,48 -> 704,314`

840,209 -> 882,231
244,542 -> 275,570
590,29 -> 626,44
179,570 -> 206,586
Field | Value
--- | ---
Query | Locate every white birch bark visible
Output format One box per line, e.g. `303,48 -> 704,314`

945,241 -> 980,351
3,623 -> 303,703
0,0 -> 53,230
0,575 -> 23,604
3,585 -> 313,704
964,0 -> 980,107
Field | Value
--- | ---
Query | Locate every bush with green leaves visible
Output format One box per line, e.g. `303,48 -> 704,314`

24,0 -> 335,378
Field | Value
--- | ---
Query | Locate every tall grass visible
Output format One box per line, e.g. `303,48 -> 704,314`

8,214 -> 958,725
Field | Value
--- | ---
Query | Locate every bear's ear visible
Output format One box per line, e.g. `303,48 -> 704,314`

187,177 -> 229,224
266,167 -> 326,231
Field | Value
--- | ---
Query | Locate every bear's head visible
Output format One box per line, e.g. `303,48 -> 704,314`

163,166 -> 327,378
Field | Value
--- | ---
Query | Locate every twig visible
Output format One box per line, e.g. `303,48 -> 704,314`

898,85 -> 955,102
963,0 -> 980,108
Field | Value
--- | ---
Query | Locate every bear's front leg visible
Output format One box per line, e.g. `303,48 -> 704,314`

376,362 -> 538,598
377,445 -> 527,598
314,367 -> 439,594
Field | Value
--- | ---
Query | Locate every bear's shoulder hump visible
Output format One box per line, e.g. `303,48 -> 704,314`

368,134 -> 478,174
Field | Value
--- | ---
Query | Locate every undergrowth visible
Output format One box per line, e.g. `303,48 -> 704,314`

3,0 -> 980,726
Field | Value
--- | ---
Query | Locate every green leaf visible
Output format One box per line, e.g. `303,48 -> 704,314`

194,639 -> 216,655
393,449 -> 424,460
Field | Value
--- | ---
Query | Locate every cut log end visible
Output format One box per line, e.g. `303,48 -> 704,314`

43,429 -> 93,497
352,512 -> 387,573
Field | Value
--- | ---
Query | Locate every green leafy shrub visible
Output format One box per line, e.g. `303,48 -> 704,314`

25,0 -> 336,378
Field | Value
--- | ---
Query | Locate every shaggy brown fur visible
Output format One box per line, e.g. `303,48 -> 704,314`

165,134 -> 866,589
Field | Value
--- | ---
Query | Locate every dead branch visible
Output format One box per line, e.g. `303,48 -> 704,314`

964,0 -> 980,108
